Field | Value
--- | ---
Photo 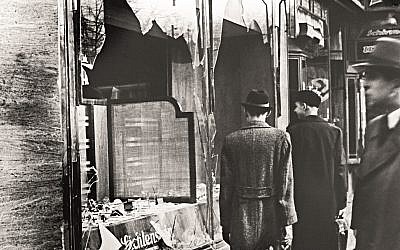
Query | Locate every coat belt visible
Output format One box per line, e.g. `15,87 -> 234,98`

236,186 -> 275,199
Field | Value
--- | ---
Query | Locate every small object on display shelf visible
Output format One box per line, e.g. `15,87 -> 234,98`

196,183 -> 220,202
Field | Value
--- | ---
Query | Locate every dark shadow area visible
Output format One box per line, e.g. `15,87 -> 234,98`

0,51 -> 62,249
83,0 -> 193,101
214,19 -> 274,160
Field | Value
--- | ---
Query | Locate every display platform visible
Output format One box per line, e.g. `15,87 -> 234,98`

82,199 -> 228,249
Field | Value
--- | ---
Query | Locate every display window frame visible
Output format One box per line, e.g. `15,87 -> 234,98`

106,97 -> 197,204
344,74 -> 365,164
60,0 -> 216,249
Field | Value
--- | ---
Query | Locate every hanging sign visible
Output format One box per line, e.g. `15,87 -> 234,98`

356,40 -> 377,61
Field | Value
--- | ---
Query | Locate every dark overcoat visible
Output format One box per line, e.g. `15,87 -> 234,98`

351,115 -> 400,250
219,121 -> 297,250
287,116 -> 347,250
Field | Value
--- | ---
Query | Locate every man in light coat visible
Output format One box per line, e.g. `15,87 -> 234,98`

219,89 -> 297,250
351,37 -> 400,250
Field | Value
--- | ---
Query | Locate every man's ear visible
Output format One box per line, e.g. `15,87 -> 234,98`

389,80 -> 400,98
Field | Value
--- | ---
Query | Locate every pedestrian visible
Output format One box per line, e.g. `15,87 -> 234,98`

287,90 -> 347,250
350,37 -> 400,250
219,89 -> 297,250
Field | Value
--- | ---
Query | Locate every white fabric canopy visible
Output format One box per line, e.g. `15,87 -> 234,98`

127,0 -> 273,42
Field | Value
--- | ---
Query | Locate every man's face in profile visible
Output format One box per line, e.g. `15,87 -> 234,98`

362,70 -> 395,109
294,101 -> 306,119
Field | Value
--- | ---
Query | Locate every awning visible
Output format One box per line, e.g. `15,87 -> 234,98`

295,8 -> 325,47
298,22 -> 324,46
100,0 -> 274,68
126,0 -> 197,40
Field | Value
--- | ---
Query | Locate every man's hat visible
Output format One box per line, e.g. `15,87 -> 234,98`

241,89 -> 270,108
352,37 -> 400,72
294,90 -> 321,107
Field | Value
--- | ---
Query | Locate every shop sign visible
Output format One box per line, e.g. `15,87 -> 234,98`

356,40 -> 377,61
360,25 -> 400,39
357,25 -> 400,61
120,231 -> 162,250
365,28 -> 400,37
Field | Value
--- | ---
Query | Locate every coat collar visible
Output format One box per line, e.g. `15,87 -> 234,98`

365,115 -> 386,141
299,115 -> 326,123
367,108 -> 400,140
291,115 -> 327,125
358,118 -> 400,179
388,107 -> 400,129
241,120 -> 271,130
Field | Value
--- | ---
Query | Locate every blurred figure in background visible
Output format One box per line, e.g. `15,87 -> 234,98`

351,37 -> 400,250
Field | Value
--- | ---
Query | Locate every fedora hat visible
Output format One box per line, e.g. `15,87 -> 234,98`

241,89 -> 270,108
352,37 -> 400,71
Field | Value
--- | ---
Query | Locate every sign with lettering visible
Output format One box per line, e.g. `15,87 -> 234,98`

365,28 -> 400,37
360,26 -> 400,38
356,40 -> 377,61
120,231 -> 162,250
357,25 -> 400,61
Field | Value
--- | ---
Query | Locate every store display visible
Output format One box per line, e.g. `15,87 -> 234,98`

81,185 -> 221,250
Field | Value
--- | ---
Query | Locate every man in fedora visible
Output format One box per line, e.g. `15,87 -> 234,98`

351,37 -> 400,250
219,89 -> 297,249
287,90 -> 347,250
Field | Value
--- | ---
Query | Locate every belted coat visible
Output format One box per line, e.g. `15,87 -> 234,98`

219,121 -> 297,250
351,115 -> 400,250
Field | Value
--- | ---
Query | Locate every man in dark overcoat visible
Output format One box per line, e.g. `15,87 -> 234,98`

351,37 -> 400,250
219,89 -> 297,250
287,90 -> 347,250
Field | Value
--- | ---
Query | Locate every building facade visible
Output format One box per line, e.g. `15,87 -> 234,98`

2,0 -> 396,249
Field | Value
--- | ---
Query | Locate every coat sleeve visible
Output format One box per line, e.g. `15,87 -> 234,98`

276,133 -> 297,226
219,141 -> 234,232
334,128 -> 348,211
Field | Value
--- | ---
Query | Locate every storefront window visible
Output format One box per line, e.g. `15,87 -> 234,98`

347,79 -> 358,158
289,0 -> 330,121
289,58 -> 300,123
77,1 -> 221,249
74,0 -> 279,248
54,0 -> 302,247
344,75 -> 366,164
305,59 -> 330,120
